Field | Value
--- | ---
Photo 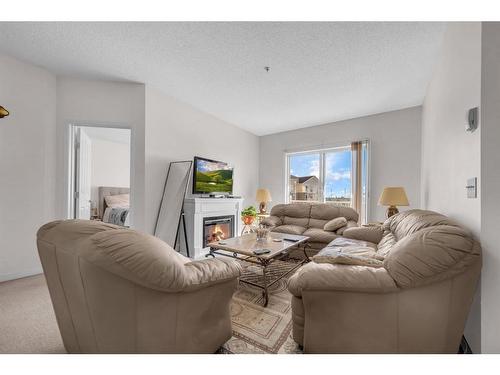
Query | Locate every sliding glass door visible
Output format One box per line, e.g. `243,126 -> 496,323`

286,141 -> 369,222
324,148 -> 352,207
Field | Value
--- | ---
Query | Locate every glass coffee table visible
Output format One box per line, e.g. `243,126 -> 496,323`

207,232 -> 310,307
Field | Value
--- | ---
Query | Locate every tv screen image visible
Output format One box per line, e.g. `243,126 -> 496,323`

193,157 -> 233,194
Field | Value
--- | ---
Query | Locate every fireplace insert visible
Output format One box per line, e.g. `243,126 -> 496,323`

203,215 -> 234,247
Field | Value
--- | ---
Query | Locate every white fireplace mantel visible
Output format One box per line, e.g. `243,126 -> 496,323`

183,197 -> 244,259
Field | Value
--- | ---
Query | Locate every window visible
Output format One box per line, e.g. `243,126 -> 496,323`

288,153 -> 321,202
324,148 -> 352,207
286,141 -> 369,222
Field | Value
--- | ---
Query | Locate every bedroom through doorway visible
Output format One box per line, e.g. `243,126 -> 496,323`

68,125 -> 131,226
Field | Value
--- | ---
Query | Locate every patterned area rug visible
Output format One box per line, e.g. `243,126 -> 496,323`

220,250 -> 305,354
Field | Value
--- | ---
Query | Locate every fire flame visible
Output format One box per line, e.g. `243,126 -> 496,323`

211,225 -> 225,242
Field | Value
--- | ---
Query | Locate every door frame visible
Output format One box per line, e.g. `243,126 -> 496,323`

67,122 -> 132,220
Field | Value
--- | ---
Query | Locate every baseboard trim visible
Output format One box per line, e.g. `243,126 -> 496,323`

0,268 -> 43,283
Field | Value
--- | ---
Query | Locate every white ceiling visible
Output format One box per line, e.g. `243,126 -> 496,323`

0,22 -> 445,135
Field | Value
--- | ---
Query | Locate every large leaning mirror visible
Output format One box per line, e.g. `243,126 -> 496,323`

154,161 -> 192,254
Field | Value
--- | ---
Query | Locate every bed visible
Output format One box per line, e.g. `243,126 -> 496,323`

98,186 -> 130,226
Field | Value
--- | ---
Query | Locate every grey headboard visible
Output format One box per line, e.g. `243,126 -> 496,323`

98,186 -> 130,218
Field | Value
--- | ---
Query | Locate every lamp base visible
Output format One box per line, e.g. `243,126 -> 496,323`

386,205 -> 399,218
259,201 -> 267,214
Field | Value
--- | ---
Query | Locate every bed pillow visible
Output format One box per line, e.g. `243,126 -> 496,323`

105,194 -> 130,207
102,207 -> 112,223
312,246 -> 384,268
323,217 -> 347,232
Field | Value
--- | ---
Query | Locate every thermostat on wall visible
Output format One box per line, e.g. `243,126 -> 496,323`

467,107 -> 479,132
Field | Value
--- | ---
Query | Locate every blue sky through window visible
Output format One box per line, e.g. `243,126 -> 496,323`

289,149 -> 351,198
325,150 -> 351,198
289,153 -> 320,177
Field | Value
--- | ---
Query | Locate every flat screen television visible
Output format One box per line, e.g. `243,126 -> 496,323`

192,156 -> 234,195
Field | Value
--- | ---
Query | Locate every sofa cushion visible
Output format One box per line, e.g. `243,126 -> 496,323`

269,203 -> 311,219
336,220 -> 358,235
377,231 -> 396,257
313,236 -> 384,267
343,225 -> 384,244
384,209 -> 464,242
302,228 -> 338,244
283,203 -> 312,218
326,237 -> 377,250
288,262 -> 397,297
272,225 -> 307,235
260,215 -> 282,228
310,203 -> 358,222
384,224 -> 480,288
283,216 -> 310,227
312,246 -> 384,268
308,218 -> 329,229
269,203 -> 287,217
324,217 -> 347,232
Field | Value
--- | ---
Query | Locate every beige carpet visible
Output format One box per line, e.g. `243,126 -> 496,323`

0,258 -> 302,354
0,274 -> 65,353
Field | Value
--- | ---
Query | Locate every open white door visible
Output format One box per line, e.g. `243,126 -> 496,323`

75,127 -> 92,219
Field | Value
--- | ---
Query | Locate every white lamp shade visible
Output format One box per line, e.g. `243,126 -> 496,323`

256,188 -> 272,202
378,187 -> 409,206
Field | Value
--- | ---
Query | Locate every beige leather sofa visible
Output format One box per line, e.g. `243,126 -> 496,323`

288,210 -> 481,353
37,220 -> 241,353
262,203 -> 359,251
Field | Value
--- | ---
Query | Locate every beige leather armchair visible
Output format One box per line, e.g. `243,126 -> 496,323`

288,210 -> 481,353
37,220 -> 241,353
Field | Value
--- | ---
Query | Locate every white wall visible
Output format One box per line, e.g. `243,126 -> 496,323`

421,23 -> 482,236
89,137 -> 131,205
420,22 -> 482,352
0,55 -> 57,282
259,107 -> 422,222
144,86 -> 260,234
56,78 -> 146,230
480,22 -> 500,354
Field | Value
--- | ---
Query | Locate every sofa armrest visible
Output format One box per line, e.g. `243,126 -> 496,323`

287,262 -> 397,297
343,226 -> 383,244
184,258 -> 242,291
261,215 -> 282,228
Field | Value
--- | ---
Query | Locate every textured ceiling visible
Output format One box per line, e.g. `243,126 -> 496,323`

0,22 -> 445,135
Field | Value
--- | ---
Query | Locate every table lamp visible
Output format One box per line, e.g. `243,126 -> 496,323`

378,187 -> 409,218
0,106 -> 9,118
256,188 -> 272,214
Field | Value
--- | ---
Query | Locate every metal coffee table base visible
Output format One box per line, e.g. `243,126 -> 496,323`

207,244 -> 310,307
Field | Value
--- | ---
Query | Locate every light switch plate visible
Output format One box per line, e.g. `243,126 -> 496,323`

466,177 -> 477,198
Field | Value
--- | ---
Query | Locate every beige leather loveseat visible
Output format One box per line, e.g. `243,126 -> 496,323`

262,203 -> 359,251
37,220 -> 241,353
288,210 -> 481,353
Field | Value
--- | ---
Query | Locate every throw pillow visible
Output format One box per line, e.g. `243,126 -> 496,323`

324,217 -> 347,232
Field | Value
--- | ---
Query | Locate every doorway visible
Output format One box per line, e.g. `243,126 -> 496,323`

69,125 -> 131,226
